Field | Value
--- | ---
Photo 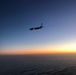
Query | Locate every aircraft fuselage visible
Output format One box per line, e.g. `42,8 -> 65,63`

30,26 -> 43,30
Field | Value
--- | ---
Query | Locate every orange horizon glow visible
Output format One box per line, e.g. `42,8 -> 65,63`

0,42 -> 76,55
0,49 -> 76,55
0,51 -> 76,55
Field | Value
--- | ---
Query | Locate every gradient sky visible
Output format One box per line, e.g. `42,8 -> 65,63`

0,0 -> 76,55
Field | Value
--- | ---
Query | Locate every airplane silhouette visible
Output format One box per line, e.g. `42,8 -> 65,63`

29,23 -> 43,30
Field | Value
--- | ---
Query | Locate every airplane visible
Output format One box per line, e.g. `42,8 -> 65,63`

29,23 -> 43,30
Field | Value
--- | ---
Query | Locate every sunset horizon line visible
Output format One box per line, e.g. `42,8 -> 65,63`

0,51 -> 76,55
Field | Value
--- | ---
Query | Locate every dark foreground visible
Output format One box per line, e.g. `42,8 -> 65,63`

53,66 -> 76,75
0,54 -> 76,75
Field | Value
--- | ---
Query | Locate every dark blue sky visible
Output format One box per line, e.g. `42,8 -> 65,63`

0,0 -> 76,54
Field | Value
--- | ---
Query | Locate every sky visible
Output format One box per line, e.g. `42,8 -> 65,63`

0,0 -> 76,55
